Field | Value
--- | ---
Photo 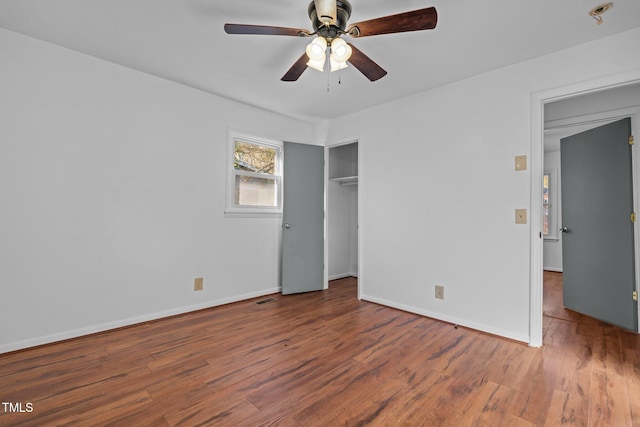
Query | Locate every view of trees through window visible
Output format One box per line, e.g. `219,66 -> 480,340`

234,141 -> 276,175
233,140 -> 279,208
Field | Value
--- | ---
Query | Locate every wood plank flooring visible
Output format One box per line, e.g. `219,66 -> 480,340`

1,272 -> 639,426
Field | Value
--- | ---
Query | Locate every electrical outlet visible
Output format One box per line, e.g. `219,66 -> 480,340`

435,285 -> 444,300
194,277 -> 204,291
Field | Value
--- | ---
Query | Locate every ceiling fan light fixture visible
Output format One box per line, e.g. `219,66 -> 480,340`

305,36 -> 328,61
314,0 -> 337,25
225,2 -> 439,82
330,55 -> 349,72
307,56 -> 326,72
330,37 -> 352,63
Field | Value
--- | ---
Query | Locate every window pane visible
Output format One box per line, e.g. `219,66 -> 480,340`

543,174 -> 550,236
543,204 -> 550,235
234,141 -> 276,175
235,175 -> 277,207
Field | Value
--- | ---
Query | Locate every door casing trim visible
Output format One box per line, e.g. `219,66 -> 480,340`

531,71 -> 640,347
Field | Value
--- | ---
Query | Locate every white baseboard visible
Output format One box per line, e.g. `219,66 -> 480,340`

360,294 -> 530,345
329,272 -> 358,281
0,287 -> 280,354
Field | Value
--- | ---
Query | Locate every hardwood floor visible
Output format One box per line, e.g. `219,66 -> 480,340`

1,273 -> 639,426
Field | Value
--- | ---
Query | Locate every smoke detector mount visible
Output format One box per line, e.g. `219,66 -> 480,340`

589,2 -> 613,25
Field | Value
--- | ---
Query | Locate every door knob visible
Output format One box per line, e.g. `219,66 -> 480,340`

560,226 -> 568,233
283,223 -> 291,229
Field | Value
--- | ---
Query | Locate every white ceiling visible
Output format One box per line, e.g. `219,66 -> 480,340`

1,0 -> 639,123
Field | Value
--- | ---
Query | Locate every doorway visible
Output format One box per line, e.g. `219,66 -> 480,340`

531,76 -> 640,346
326,141 -> 360,295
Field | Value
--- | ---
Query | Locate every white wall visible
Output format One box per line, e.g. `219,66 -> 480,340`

0,28 -> 312,353
328,181 -> 357,279
326,28 -> 640,343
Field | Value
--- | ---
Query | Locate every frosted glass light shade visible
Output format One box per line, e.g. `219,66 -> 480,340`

307,56 -> 326,72
330,38 -> 352,63
330,55 -> 348,72
306,36 -> 328,61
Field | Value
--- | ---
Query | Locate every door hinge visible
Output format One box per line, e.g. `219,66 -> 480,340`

630,135 -> 635,146
633,290 -> 638,302
632,212 -> 637,223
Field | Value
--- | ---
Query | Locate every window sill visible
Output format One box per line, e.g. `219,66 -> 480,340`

225,210 -> 283,219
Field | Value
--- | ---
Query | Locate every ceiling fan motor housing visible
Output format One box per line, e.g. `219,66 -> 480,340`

308,0 -> 352,39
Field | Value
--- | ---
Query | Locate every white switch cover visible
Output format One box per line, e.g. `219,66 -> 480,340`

515,155 -> 527,171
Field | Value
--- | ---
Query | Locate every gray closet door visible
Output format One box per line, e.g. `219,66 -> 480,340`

281,142 -> 324,295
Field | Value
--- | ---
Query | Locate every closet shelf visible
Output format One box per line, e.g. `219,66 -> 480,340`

330,175 -> 358,186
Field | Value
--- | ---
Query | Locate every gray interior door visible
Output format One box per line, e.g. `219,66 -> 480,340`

560,118 -> 638,331
281,142 -> 324,295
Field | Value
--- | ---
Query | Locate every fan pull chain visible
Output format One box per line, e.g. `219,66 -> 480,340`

327,70 -> 330,92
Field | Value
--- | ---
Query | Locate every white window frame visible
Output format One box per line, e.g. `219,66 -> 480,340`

225,130 -> 283,217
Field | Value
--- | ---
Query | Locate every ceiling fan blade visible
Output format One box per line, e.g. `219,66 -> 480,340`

281,53 -> 309,82
224,24 -> 311,37
347,7 -> 437,37
347,44 -> 387,81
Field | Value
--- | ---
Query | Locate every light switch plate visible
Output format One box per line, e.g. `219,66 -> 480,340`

515,155 -> 527,171
515,209 -> 527,224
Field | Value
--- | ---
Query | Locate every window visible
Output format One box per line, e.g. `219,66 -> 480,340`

543,173 -> 550,235
543,169 -> 558,240
226,131 -> 282,216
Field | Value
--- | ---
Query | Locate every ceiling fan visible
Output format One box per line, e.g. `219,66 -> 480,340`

224,0 -> 437,82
